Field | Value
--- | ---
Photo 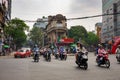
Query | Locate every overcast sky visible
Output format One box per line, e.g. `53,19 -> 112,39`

11,0 -> 102,31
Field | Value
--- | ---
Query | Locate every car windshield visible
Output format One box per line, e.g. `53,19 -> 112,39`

18,50 -> 26,52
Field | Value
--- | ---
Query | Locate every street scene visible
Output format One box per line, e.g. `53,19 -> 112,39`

0,53 -> 120,80
0,0 -> 120,80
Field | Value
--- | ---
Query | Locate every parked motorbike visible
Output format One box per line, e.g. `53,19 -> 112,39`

60,52 -> 67,60
96,53 -> 110,68
116,53 -> 120,62
76,52 -> 88,70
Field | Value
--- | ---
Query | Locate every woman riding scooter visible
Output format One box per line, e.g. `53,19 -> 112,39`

75,42 -> 87,63
96,44 -> 110,68
75,42 -> 88,69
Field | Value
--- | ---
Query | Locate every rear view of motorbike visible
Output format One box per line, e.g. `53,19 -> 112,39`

45,52 -> 51,62
76,52 -> 88,70
55,53 -> 59,59
33,54 -> 39,62
60,53 -> 67,60
116,53 -> 120,63
96,53 -> 110,68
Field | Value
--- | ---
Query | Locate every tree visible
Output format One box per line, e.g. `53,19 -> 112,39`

4,18 -> 29,48
28,27 -> 43,47
68,25 -> 88,43
85,32 -> 99,46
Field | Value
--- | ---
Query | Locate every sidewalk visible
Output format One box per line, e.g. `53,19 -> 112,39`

0,52 -> 14,59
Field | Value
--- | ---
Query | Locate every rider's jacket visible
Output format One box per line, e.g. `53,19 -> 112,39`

76,46 -> 87,53
33,47 -> 39,54
98,48 -> 106,54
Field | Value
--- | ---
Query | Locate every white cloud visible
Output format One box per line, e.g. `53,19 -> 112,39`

12,0 -> 102,31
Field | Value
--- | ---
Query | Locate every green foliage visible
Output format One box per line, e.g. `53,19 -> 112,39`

29,27 -> 43,46
68,25 -> 87,42
68,25 -> 99,46
4,18 -> 29,48
85,32 -> 99,45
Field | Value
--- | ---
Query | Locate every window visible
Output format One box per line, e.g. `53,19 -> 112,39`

110,26 -> 113,29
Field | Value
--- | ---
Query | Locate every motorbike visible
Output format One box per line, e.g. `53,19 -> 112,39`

54,53 -> 59,59
60,52 -> 67,60
33,50 -> 39,62
76,52 -> 88,70
44,51 -> 51,62
116,53 -> 120,62
96,53 -> 110,68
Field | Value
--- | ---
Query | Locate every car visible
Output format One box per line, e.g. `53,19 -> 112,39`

14,49 -> 31,58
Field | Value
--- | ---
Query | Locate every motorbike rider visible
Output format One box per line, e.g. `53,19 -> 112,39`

75,42 -> 87,63
97,44 -> 107,64
98,44 -> 107,55
33,45 -> 40,60
59,46 -> 66,59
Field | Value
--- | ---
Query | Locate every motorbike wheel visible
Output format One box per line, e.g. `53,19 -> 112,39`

64,55 -> 67,60
96,58 -> 100,66
105,60 -> 110,68
84,62 -> 88,70
37,59 -> 39,62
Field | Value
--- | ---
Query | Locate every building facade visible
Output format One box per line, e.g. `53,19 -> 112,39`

45,14 -> 67,45
33,17 -> 48,29
102,0 -> 120,43
0,0 -> 11,40
95,23 -> 102,42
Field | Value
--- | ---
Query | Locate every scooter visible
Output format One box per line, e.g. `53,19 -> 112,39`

55,53 -> 59,59
76,52 -> 88,70
96,53 -> 110,68
33,50 -> 39,62
33,54 -> 39,62
60,52 -> 67,60
44,51 -> 51,62
116,53 -> 120,62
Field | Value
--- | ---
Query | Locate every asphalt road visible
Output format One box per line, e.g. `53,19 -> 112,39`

0,53 -> 120,80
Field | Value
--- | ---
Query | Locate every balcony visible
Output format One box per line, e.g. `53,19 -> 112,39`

47,26 -> 67,34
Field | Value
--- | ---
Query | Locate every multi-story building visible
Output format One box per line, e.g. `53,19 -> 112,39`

102,0 -> 120,43
33,17 -> 48,47
0,0 -> 11,40
45,14 -> 67,45
33,17 -> 48,29
95,23 -> 102,42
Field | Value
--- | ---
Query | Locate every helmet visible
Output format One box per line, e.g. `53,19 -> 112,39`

34,44 -> 38,47
77,41 -> 82,45
98,44 -> 102,47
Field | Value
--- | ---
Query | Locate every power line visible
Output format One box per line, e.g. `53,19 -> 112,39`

23,12 -> 120,22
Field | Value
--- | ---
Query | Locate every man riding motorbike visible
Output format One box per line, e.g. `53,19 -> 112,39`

59,46 -> 67,60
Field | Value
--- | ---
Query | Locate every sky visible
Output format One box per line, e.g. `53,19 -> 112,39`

11,0 -> 102,31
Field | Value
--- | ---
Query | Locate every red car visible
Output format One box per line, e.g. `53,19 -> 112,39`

14,49 -> 31,58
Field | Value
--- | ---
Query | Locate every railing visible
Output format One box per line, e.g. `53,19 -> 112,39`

47,27 -> 67,33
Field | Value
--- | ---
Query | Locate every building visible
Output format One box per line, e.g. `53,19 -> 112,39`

0,0 -> 11,41
33,17 -> 48,29
33,17 -> 48,47
101,0 -> 120,43
45,14 -> 68,46
95,23 -> 102,42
